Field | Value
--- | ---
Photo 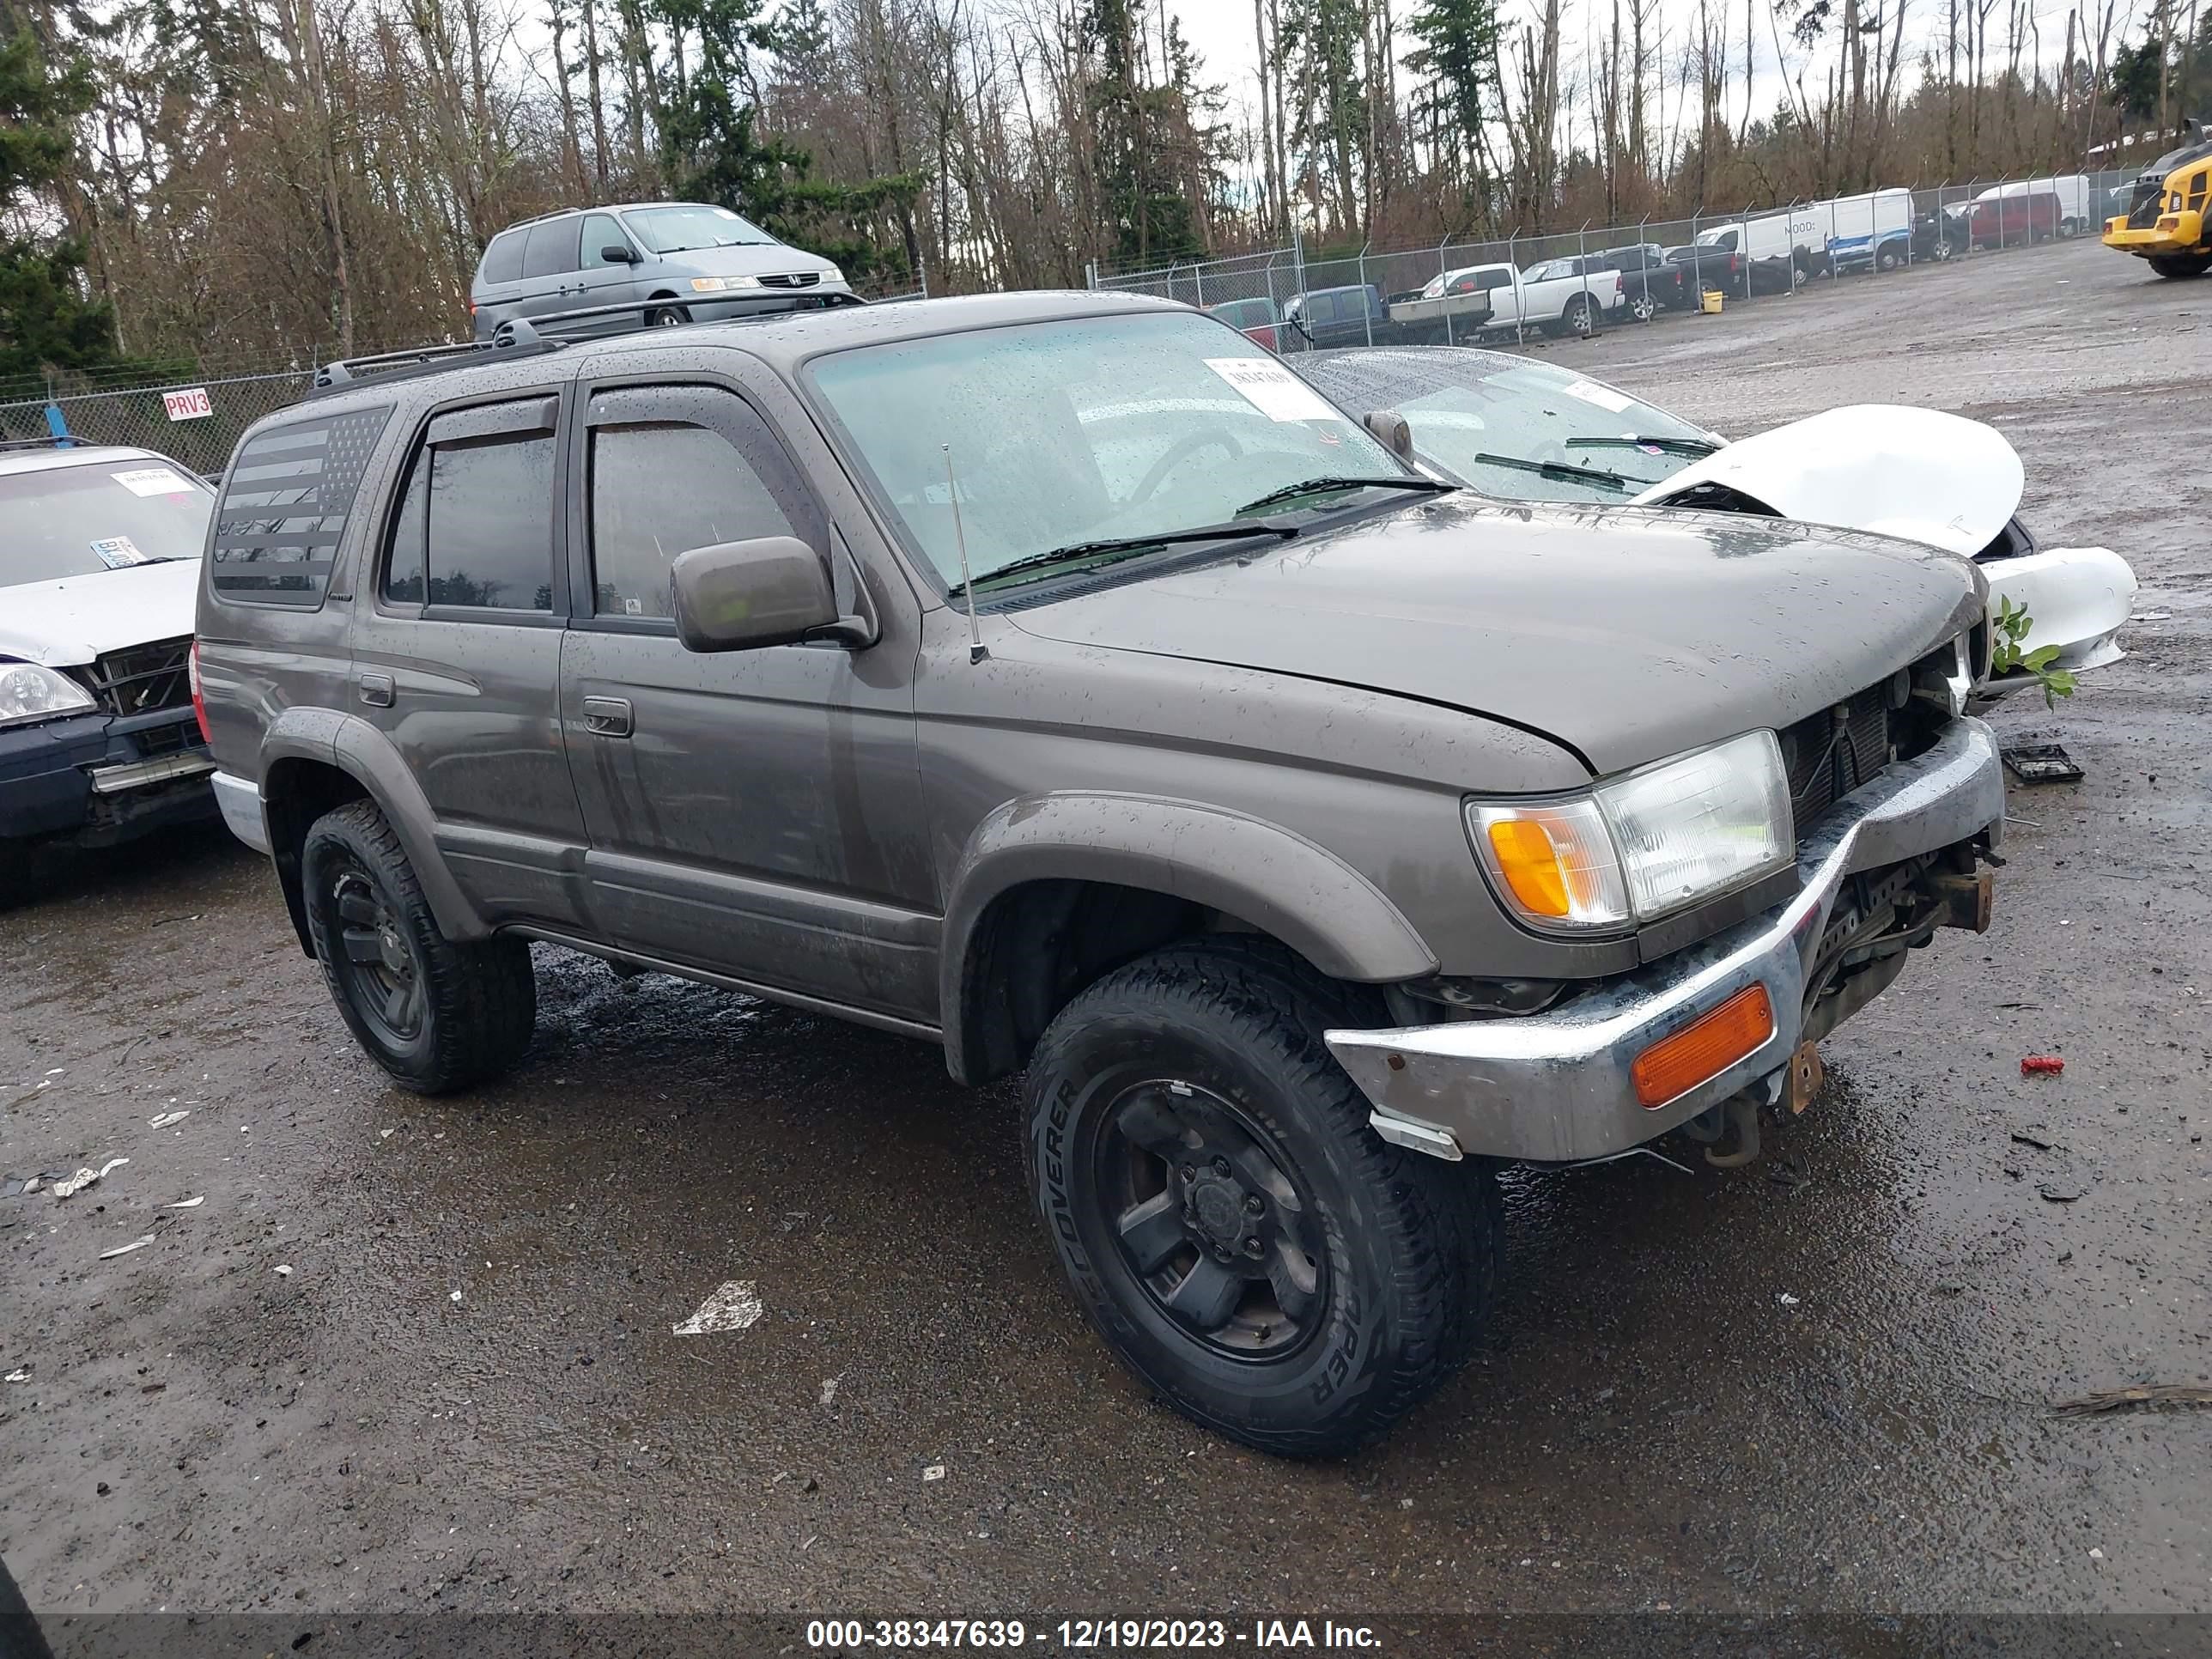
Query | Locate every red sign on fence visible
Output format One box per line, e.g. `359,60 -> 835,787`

161,386 -> 214,422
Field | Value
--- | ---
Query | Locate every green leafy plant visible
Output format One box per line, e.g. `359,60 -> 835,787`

1990,595 -> 2078,708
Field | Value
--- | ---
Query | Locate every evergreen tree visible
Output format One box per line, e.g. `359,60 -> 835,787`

0,25 -> 119,380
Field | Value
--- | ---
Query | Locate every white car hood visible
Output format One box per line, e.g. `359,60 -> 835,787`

0,559 -> 201,667
1633,404 -> 2023,554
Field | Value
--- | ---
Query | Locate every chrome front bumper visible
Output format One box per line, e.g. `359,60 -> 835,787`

1326,718 -> 2006,1163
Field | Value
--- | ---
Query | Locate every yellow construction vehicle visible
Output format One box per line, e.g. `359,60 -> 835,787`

2105,118 -> 2212,276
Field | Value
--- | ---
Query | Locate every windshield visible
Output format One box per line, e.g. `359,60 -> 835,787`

1,459 -> 212,586
807,312 -> 1407,589
1309,353 -> 1714,504
619,204 -> 775,253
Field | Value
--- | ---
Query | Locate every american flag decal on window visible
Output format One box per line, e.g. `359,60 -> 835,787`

210,406 -> 391,604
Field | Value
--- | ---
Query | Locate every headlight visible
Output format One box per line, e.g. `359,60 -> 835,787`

0,662 -> 97,729
689,275 -> 764,293
1470,730 -> 1793,933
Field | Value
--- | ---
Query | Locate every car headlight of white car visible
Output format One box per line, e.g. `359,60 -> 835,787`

1468,729 -> 1794,933
689,275 -> 765,293
0,662 -> 97,730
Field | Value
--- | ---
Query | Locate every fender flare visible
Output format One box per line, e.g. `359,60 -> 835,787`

258,709 -> 490,945
939,792 -> 1437,1080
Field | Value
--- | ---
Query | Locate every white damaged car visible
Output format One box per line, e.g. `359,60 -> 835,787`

1294,348 -> 2136,694
0,439 -> 221,874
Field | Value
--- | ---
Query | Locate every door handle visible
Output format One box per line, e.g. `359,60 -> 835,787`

357,672 -> 394,708
582,696 -> 633,738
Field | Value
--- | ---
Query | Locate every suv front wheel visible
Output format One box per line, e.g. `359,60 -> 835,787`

301,799 -> 537,1093
1024,939 -> 1496,1457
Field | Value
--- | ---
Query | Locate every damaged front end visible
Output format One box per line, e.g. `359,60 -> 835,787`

1632,404 -> 2136,684
1325,706 -> 2006,1167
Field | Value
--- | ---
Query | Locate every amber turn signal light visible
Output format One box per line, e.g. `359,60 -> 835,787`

1631,984 -> 1776,1108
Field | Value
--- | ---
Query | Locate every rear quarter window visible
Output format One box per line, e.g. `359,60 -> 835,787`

209,407 -> 392,607
479,230 -> 526,286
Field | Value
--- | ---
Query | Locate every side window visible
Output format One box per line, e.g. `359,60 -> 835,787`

210,406 -> 391,607
521,218 -> 582,279
381,398 -> 557,612
1479,269 -> 1513,291
581,213 -> 629,266
479,230 -> 526,285
584,387 -> 817,620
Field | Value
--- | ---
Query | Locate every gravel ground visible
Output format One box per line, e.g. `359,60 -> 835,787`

2,234 -> 2206,1640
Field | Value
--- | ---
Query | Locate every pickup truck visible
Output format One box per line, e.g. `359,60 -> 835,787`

197,289 -> 2004,1458
1281,283 -> 1477,349
1389,258 -> 1622,340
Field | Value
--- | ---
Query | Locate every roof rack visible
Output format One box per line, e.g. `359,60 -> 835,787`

493,289 -> 866,344
0,432 -> 79,452
307,324 -> 553,398
303,289 -> 868,402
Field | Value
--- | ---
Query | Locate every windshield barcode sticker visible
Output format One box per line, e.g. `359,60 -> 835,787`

111,467 -> 194,496
1205,357 -> 1341,423
90,536 -> 149,568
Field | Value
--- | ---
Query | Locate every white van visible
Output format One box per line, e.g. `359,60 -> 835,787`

1817,187 -> 1915,272
1687,205 -> 1826,291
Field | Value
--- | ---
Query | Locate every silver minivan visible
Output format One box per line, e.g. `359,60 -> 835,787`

470,202 -> 854,340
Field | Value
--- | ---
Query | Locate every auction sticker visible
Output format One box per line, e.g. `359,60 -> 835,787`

90,536 -> 149,568
1205,356 -> 1340,423
112,466 -> 194,496
1561,379 -> 1636,414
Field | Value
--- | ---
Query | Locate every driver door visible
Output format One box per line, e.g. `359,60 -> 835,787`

556,374 -> 935,1023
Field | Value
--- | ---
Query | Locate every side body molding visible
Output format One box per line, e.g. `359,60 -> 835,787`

939,792 -> 1438,1079
259,708 -> 491,946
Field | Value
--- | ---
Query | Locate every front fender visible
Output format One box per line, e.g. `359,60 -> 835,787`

939,792 -> 1438,1079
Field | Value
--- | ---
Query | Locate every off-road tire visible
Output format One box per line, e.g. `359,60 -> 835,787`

2148,252 -> 2212,278
301,799 -> 536,1094
1023,938 -> 1497,1458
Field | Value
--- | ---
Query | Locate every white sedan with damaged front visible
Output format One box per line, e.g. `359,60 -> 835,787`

1292,347 -> 2136,697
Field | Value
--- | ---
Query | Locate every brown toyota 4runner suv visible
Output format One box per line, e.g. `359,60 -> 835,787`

195,291 -> 2004,1455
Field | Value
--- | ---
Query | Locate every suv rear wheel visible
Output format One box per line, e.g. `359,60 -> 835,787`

301,799 -> 537,1093
1023,939 -> 1495,1457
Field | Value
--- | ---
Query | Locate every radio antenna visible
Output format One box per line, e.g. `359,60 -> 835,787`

944,443 -> 988,665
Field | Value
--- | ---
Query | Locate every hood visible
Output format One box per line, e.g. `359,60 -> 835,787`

1632,404 -> 2023,556
1005,495 -> 1983,777
675,243 -> 842,281
0,559 -> 201,667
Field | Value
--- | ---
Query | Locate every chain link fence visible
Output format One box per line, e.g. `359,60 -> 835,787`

0,368 -> 317,478
1091,168 -> 2144,349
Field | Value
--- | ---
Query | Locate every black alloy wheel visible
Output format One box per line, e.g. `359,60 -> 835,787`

329,861 -> 425,1048
1096,1078 -> 1326,1358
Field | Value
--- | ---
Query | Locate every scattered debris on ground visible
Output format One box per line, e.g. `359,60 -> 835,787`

148,1110 -> 191,1130
2021,1056 -> 2065,1076
98,1235 -> 155,1260
52,1158 -> 128,1199
672,1280 -> 764,1336
2002,741 -> 2085,784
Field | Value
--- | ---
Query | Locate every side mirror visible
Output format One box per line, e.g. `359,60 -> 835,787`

1363,410 -> 1414,461
601,244 -> 637,264
671,537 -> 837,653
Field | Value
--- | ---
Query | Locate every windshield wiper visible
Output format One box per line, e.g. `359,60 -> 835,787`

1234,476 -> 1456,515
1562,434 -> 1720,458
969,520 -> 1298,593
1463,452 -> 1637,494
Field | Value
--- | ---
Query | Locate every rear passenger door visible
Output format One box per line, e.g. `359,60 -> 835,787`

516,217 -> 586,325
556,373 -> 934,1022
351,386 -> 592,930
